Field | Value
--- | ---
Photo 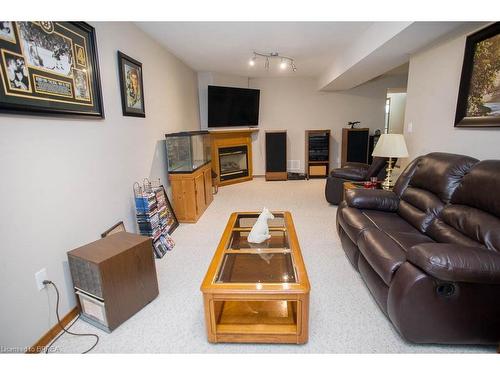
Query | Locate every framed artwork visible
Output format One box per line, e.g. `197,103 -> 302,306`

101,221 -> 126,238
117,51 -> 145,117
455,22 -> 500,127
159,185 -> 179,235
0,22 -> 104,118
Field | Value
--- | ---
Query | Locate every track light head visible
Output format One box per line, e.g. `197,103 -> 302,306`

251,52 -> 296,72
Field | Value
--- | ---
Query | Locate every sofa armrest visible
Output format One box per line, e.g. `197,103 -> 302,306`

331,166 -> 367,180
344,189 -> 399,212
407,243 -> 500,284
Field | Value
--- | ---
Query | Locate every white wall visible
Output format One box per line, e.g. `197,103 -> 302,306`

199,73 -> 407,175
387,92 -> 407,134
403,26 -> 500,167
0,22 -> 200,348
247,75 -> 408,175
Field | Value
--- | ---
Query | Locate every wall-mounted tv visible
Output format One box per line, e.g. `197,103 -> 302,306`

208,85 -> 260,128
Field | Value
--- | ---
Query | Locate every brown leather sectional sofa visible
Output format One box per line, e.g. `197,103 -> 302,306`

336,152 -> 500,345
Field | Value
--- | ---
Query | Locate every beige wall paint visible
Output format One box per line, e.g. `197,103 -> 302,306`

403,26 -> 500,167
0,22 -> 200,348
248,75 -> 408,175
199,73 -> 407,174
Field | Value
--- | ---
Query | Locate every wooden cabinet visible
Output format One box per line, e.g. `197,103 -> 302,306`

169,163 -> 213,223
67,232 -> 159,332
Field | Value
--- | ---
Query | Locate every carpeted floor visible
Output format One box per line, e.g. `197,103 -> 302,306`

51,178 -> 494,353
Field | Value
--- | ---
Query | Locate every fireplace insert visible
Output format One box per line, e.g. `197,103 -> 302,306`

218,146 -> 249,182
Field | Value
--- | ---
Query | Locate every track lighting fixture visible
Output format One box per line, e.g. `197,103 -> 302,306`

248,51 -> 296,72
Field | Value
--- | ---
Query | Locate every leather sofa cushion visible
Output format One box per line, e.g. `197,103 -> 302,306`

398,200 -> 435,233
439,205 -> 500,251
400,187 -> 444,217
362,210 -> 435,252
452,160 -> 500,218
358,229 -> 407,285
427,218 -> 485,248
408,153 -> 478,203
337,206 -> 375,243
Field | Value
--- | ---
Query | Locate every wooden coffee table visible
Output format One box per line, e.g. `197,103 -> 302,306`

200,211 -> 310,344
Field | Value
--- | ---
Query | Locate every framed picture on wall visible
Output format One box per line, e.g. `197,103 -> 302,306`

455,22 -> 500,127
117,51 -> 145,117
0,22 -> 104,118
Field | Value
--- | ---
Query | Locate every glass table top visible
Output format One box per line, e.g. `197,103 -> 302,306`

216,253 -> 296,283
213,212 -> 297,284
228,229 -> 289,250
234,213 -> 285,228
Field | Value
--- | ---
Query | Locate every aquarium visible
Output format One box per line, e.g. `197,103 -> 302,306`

165,131 -> 211,173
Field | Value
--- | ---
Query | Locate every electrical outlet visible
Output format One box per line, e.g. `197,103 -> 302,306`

35,268 -> 47,291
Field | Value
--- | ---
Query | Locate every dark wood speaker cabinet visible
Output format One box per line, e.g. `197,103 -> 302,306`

305,129 -> 330,178
67,232 -> 159,332
341,128 -> 369,167
265,131 -> 287,181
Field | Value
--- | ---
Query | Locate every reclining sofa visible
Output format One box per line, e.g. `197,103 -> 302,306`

336,152 -> 500,345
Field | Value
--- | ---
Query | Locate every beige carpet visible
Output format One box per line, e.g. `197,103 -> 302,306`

50,178 -> 494,353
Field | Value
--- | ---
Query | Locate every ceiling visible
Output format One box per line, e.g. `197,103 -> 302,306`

135,22 -> 373,77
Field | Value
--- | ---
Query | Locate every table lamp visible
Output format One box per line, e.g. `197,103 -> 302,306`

372,133 -> 409,190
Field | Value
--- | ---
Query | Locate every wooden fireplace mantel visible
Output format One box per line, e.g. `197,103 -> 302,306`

209,129 -> 257,187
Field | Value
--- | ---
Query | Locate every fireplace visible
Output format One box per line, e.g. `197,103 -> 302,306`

218,146 -> 249,182
210,129 -> 256,187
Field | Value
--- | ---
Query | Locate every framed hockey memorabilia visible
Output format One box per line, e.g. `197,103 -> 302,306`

0,22 -> 104,118
118,51 -> 145,117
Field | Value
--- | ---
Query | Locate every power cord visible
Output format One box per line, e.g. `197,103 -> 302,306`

43,280 -> 99,354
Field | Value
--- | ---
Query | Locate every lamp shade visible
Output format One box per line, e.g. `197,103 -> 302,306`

372,134 -> 409,158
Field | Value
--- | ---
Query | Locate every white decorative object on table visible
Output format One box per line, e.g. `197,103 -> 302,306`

247,207 -> 275,244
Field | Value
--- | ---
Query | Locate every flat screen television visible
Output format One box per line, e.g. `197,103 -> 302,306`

208,85 -> 260,127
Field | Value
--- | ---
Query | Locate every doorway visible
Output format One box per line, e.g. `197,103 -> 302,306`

385,88 -> 407,134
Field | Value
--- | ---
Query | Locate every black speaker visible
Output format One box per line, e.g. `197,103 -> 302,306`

265,131 -> 287,180
341,128 -> 369,166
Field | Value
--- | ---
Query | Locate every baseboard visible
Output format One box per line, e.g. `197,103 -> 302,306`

27,306 -> 79,354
